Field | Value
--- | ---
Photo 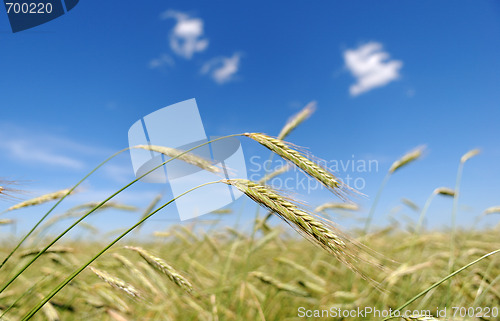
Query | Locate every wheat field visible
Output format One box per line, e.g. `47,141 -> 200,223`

0,104 -> 499,320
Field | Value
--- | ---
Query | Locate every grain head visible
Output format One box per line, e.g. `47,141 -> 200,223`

389,145 -> 425,174
125,246 -> 194,295
277,101 -> 316,140
244,133 -> 353,199
460,148 -> 480,164
134,145 -> 220,173
89,266 -> 142,299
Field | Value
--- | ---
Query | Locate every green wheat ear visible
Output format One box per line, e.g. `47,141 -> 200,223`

244,133 -> 356,199
223,178 -> 385,284
125,246 -> 195,295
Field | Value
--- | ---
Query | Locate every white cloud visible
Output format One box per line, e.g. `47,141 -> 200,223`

201,53 -> 241,84
149,54 -> 175,69
344,42 -> 403,96
162,10 -> 209,59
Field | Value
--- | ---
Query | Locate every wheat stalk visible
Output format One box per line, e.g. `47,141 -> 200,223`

96,288 -> 130,313
277,101 -> 316,140
0,309 -> 13,321
89,266 -> 142,299
386,261 -> 433,286
38,202 -> 135,235
134,145 -> 220,173
203,234 -> 221,256
244,133 -> 351,198
254,211 -> 273,233
4,189 -> 73,212
35,294 -> 60,321
365,145 -> 425,233
250,229 -> 281,253
125,246 -> 194,295
210,294 -> 219,321
401,198 -> 420,212
136,194 -> 162,233
416,187 -> 455,233
449,148 -> 481,302
222,179 -> 375,274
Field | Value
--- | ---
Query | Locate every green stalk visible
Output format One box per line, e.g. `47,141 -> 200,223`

0,276 -> 48,319
0,134 -> 243,295
0,148 -> 129,270
363,172 -> 390,234
415,192 -> 436,234
447,161 -> 464,306
448,149 -> 479,304
381,248 -> 500,321
21,181 -> 220,321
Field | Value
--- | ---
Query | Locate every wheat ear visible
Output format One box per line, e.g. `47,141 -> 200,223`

112,253 -> 160,296
315,202 -> 359,212
484,206 -> 500,215
389,145 -> 425,173
277,101 -> 316,140
134,145 -> 220,173
250,271 -> 309,297
244,133 -> 350,198
222,179 -> 372,273
460,148 -> 480,163
89,267 -> 142,299
4,189 -> 73,212
19,247 -> 73,258
125,246 -> 194,295
433,187 -> 455,197
0,219 -> 15,225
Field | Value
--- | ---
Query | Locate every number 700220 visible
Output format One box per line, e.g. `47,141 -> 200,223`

5,2 -> 53,14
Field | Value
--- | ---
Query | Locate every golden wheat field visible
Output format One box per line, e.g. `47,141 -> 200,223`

0,224 -> 499,320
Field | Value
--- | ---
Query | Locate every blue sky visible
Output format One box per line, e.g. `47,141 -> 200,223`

1,1 -> 499,236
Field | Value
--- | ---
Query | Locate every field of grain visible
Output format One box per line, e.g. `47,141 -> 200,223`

0,105 -> 498,321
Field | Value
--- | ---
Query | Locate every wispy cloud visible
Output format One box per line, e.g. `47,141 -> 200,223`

149,54 -> 175,69
0,124 -> 112,170
161,10 -> 209,59
344,42 -> 402,96
1,139 -> 84,169
201,53 -> 241,84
